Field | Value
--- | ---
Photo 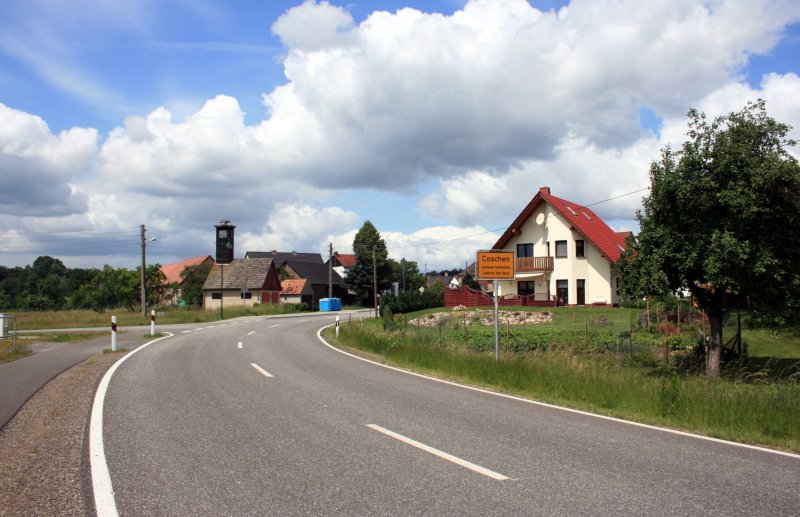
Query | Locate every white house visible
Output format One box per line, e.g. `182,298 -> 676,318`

492,187 -> 629,306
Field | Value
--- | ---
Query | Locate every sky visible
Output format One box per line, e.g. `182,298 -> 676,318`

1,0 -> 799,272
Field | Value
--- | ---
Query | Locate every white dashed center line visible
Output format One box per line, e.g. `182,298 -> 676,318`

367,424 -> 510,481
250,363 -> 274,378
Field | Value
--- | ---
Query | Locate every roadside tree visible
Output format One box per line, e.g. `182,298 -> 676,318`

617,100 -> 800,377
344,221 -> 391,306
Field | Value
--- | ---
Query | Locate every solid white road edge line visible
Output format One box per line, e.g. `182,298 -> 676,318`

317,325 -> 800,461
250,363 -> 274,378
90,332 -> 174,517
367,424 -> 510,481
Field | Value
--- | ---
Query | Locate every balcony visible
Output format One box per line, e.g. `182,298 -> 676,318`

515,256 -> 554,274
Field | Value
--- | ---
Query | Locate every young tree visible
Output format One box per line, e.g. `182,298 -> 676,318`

344,221 -> 391,306
388,258 -> 426,292
617,100 -> 800,376
180,262 -> 213,307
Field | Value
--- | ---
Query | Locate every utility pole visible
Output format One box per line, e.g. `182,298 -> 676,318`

401,258 -> 406,292
373,245 -> 378,317
328,242 -> 333,299
140,224 -> 147,318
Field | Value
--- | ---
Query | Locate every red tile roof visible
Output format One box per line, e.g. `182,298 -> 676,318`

281,279 -> 308,295
493,187 -> 627,263
161,255 -> 213,284
333,253 -> 356,268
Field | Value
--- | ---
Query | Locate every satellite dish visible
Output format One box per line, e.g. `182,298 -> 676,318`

535,213 -> 545,225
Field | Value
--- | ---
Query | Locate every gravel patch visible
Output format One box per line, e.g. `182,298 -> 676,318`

0,351 -> 123,517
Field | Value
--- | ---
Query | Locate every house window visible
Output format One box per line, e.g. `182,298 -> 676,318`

516,243 -> 533,257
240,292 -> 252,299
211,292 -> 222,300
518,281 -> 535,295
556,280 -> 568,305
555,240 -> 567,258
576,240 -> 585,258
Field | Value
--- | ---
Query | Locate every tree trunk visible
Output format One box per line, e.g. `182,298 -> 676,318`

706,309 -> 723,377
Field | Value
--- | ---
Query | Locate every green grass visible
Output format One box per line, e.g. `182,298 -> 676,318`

740,328 -> 800,358
0,339 -> 30,362
0,332 -> 107,363
327,314 -> 800,453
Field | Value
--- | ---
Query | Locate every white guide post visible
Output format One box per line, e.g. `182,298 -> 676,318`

111,315 -> 117,351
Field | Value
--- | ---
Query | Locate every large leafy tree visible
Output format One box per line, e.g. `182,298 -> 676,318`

617,100 -> 800,376
344,221 -> 391,306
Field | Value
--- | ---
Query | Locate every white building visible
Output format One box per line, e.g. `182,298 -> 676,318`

492,187 -> 629,306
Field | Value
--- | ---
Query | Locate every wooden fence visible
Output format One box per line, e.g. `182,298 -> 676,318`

444,285 -> 556,308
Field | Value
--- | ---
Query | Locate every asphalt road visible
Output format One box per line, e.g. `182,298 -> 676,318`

98,314 -> 800,516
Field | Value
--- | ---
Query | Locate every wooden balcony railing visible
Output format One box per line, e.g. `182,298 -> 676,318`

515,256 -> 554,273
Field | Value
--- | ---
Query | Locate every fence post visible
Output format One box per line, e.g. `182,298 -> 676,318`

629,309 -> 633,359
464,315 -> 468,350
585,316 -> 588,349
111,315 -> 118,352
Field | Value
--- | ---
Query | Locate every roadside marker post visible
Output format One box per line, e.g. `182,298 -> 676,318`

111,315 -> 117,352
150,309 -> 156,336
335,315 -> 340,338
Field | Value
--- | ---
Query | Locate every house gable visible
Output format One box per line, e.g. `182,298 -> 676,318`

493,187 -> 626,264
202,257 -> 280,291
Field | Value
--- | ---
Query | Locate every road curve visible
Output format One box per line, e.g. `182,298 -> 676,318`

95,314 -> 800,516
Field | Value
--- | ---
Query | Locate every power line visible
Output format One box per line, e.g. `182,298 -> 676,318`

584,187 -> 650,208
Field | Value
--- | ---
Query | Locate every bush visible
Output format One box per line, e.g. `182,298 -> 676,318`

383,286 -> 443,314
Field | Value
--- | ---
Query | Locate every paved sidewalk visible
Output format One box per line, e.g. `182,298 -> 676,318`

0,331 -> 150,430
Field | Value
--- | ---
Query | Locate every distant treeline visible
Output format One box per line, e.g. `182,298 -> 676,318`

0,255 -> 167,312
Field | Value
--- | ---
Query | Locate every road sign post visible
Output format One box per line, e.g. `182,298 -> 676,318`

476,250 -> 516,361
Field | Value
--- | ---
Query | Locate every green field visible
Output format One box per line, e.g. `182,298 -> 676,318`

5,303 -> 311,330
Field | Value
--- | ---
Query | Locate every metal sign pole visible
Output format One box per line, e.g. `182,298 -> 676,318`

494,279 -> 499,361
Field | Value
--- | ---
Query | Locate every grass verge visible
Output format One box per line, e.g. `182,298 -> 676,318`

326,317 -> 800,453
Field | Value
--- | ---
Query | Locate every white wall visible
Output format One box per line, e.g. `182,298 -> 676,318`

203,290 -> 261,310
497,204 -> 618,305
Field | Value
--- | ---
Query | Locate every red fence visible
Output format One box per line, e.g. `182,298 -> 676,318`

444,285 -> 556,308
